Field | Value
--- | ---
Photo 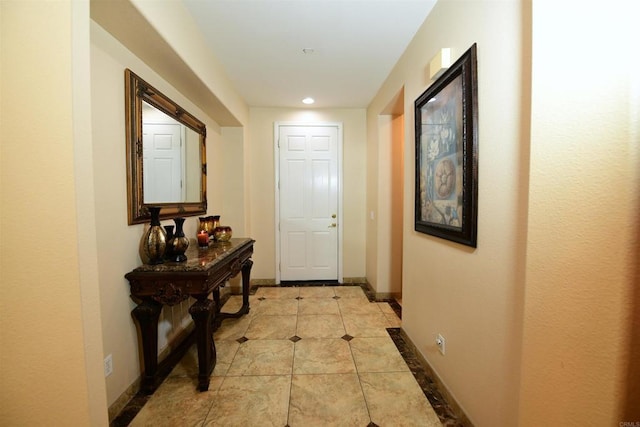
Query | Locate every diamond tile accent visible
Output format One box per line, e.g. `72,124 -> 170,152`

115,284 -> 459,427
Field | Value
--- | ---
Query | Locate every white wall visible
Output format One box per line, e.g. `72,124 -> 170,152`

368,0 -> 528,424
248,108 -> 367,281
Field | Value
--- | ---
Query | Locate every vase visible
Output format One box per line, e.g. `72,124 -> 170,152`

213,225 -> 232,243
142,206 -> 166,265
167,217 -> 189,262
212,215 -> 221,230
198,215 -> 220,237
163,225 -> 175,260
198,217 -> 212,236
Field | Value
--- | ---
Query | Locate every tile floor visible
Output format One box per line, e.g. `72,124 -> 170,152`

117,285 -> 459,426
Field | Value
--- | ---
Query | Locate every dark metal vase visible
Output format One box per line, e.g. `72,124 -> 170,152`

167,217 -> 189,262
163,225 -> 175,260
142,206 -> 166,265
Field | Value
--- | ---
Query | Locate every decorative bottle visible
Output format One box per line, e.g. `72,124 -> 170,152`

163,225 -> 175,260
142,206 -> 166,265
167,217 -> 189,262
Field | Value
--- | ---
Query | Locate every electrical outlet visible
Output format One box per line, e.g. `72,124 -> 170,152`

104,354 -> 113,377
435,334 -> 445,355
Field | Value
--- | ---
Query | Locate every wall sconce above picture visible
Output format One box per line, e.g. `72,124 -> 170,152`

428,48 -> 453,81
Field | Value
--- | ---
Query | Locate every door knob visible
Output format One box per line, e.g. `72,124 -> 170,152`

328,223 -> 337,228
331,214 -> 337,218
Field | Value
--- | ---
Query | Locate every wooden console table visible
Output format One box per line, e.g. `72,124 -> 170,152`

125,237 -> 254,393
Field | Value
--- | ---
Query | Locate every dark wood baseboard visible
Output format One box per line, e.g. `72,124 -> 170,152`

395,328 -> 474,426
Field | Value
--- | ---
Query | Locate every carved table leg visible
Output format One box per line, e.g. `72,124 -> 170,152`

189,297 -> 216,391
131,299 -> 162,394
216,259 -> 253,324
213,287 -> 221,316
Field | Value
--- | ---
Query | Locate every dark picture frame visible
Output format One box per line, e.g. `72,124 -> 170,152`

414,44 -> 478,247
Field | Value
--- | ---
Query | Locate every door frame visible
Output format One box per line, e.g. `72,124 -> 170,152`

274,121 -> 344,284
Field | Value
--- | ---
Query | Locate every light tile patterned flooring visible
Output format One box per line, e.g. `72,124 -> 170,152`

127,285 -> 443,426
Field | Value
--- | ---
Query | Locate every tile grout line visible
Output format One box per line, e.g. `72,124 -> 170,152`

114,284 -> 458,426
287,293 -> 300,427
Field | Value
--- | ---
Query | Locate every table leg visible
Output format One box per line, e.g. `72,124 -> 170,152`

216,259 -> 253,324
131,299 -> 162,394
189,297 -> 216,391
213,287 -> 221,316
240,258 -> 253,312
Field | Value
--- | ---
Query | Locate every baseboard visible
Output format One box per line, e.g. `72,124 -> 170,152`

361,280 -> 401,301
108,322 -> 195,423
398,328 -> 473,426
342,277 -> 367,284
109,289 -> 235,424
250,278 -> 276,286
250,277 -> 367,286
373,291 -> 402,300
108,377 -> 139,422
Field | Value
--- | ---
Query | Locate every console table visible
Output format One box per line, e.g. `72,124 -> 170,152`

125,237 -> 254,393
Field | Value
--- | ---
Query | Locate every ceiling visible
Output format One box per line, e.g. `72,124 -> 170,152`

182,0 -> 436,109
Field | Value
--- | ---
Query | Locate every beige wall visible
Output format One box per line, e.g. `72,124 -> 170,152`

0,1 -> 107,425
368,0 -> 529,424
91,22 -> 205,406
129,0 -> 248,127
367,113 -> 404,296
368,0 -> 639,425
4,1 -> 638,425
519,1 -> 640,425
90,20 -> 249,407
248,108 -> 367,280
220,127 -> 247,236
88,0 -> 249,410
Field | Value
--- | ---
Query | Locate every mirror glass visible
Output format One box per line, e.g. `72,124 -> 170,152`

125,69 -> 207,225
142,102 -> 202,203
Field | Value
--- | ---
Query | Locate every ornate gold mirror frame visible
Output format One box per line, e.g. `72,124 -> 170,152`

125,69 -> 207,225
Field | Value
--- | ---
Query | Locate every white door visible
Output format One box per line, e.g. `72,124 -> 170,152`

278,125 -> 340,281
143,123 -> 184,203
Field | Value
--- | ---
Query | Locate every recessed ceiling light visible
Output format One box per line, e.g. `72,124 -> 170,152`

302,97 -> 315,105
302,48 -> 315,54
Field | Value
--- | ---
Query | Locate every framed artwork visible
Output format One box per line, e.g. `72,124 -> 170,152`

414,44 -> 478,247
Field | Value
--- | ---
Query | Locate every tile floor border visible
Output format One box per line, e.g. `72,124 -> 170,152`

111,283 -> 463,426
388,328 -> 471,427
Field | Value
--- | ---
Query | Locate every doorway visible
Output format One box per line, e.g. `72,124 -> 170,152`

275,123 -> 343,283
143,123 -> 185,203
375,88 -> 404,302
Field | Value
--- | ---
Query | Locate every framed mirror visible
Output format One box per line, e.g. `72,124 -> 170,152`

125,69 -> 207,225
